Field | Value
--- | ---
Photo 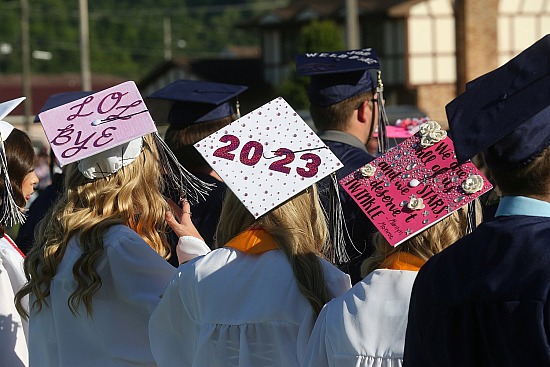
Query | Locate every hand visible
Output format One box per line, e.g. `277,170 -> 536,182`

165,198 -> 204,241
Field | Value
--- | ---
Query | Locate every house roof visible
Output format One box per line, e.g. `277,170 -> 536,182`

138,56 -> 274,116
0,73 -> 125,116
241,0 -> 423,28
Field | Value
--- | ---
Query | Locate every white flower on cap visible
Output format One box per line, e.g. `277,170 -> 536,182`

462,174 -> 484,194
78,137 -> 143,179
407,196 -> 425,211
420,120 -> 447,148
360,164 -> 376,177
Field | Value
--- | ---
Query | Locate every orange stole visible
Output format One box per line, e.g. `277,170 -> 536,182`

379,252 -> 426,271
224,228 -> 279,254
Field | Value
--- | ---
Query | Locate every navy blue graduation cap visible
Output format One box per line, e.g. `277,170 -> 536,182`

34,91 -> 94,122
295,48 -> 380,107
446,34 -> 550,170
146,80 -> 248,127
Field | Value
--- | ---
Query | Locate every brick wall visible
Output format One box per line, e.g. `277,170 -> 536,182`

416,84 -> 455,129
455,0 -> 499,93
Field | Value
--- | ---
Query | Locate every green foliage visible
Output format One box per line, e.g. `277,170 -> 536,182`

298,20 -> 346,53
0,0 -> 266,79
277,20 -> 345,110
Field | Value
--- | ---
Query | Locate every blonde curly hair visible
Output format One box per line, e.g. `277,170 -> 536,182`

16,134 -> 170,318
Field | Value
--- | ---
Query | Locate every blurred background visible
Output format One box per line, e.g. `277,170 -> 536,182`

1,0 -> 549,169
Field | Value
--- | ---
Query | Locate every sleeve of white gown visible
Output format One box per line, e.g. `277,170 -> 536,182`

0,256 -> 29,367
149,270 -> 196,367
302,304 -> 331,367
106,228 -> 176,312
176,236 -> 210,264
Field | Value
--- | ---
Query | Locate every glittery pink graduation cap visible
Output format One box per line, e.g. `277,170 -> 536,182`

340,121 -> 493,247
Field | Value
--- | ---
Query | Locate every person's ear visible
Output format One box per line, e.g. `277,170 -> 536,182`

357,100 -> 371,123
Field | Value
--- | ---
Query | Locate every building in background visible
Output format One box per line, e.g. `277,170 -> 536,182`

242,0 -> 550,125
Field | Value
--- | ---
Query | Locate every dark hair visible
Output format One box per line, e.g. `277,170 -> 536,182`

309,90 -> 374,131
490,146 -> 550,197
163,116 -> 234,171
0,128 -> 35,235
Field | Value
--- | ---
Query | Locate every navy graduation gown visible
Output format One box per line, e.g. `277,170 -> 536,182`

404,215 -> 550,366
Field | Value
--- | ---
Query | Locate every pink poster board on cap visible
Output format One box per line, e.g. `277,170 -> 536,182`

39,81 -> 156,167
340,122 -> 492,247
195,97 -> 342,218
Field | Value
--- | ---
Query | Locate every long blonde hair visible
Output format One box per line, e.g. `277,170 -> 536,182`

15,134 -> 170,318
216,185 -> 330,315
361,200 -> 483,277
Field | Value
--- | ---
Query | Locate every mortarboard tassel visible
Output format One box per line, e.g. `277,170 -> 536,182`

153,132 -> 215,205
0,136 -> 26,227
235,99 -> 241,119
376,70 -> 390,154
465,200 -> 477,235
322,172 -> 352,265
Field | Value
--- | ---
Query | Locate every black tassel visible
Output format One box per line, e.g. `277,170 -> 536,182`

376,70 -> 390,154
466,200 -> 477,234
323,172 -> 352,265
153,132 -> 214,205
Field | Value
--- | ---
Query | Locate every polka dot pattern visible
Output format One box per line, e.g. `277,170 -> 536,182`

195,97 -> 342,218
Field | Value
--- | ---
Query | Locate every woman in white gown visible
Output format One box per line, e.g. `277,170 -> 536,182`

303,202 -> 481,367
149,99 -> 352,366
302,118 -> 492,367
14,84 -> 210,367
0,98 -> 40,367
150,186 -> 351,367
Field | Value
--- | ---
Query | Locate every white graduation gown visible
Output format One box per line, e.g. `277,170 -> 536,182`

28,225 -> 176,367
303,269 -> 418,367
0,235 -> 29,367
149,245 -> 351,367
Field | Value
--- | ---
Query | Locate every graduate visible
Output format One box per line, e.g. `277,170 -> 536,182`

0,97 -> 39,367
303,121 -> 490,367
295,48 -> 389,284
14,82 -> 210,367
148,97 -> 352,367
146,80 -> 248,264
403,34 -> 550,366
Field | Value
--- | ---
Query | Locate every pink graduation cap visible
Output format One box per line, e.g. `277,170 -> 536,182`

38,81 -> 156,167
373,117 -> 430,139
340,120 -> 493,247
194,97 -> 343,218
38,81 -> 212,204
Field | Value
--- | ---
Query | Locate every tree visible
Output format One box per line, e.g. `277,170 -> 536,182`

278,20 -> 345,110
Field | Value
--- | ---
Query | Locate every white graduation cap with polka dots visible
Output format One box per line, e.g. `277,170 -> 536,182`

195,97 -> 342,218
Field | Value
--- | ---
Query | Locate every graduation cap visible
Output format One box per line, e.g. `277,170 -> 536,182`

0,97 -> 24,137
37,81 -> 211,203
373,117 -> 430,139
446,34 -> 550,170
195,96 -> 342,218
295,48 -> 392,153
340,121 -> 492,247
194,96 -> 352,262
146,80 -> 248,127
34,91 -> 95,122
295,48 -> 380,107
0,97 -> 29,226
